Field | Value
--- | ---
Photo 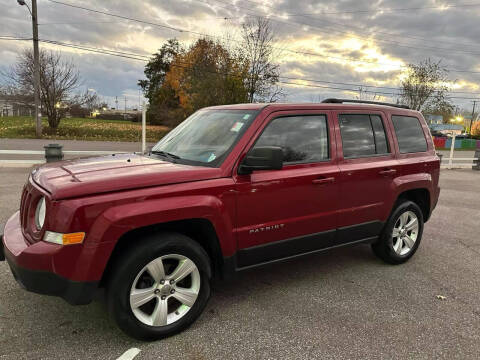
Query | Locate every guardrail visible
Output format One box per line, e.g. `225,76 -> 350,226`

0,150 -> 123,156
1,145 -> 479,170
440,157 -> 479,169
0,149 -> 131,167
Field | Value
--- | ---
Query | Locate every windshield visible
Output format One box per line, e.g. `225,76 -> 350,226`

151,109 -> 258,166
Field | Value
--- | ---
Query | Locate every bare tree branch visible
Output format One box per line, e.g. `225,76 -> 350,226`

241,17 -> 282,103
5,48 -> 82,129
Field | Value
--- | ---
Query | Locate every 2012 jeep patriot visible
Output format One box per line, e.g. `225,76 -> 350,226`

1,99 -> 440,340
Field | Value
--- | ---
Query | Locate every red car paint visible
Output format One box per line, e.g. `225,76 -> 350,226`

2,102 -> 440,303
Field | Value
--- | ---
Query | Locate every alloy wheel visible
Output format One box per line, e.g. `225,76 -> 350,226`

129,254 -> 201,327
392,210 -> 419,256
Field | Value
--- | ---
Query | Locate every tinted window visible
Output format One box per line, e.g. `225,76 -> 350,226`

339,114 -> 390,158
392,115 -> 428,153
254,115 -> 329,163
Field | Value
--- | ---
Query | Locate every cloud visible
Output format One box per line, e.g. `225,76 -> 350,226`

1,0 -> 479,109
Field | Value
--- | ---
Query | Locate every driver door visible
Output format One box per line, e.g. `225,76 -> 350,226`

233,110 -> 340,268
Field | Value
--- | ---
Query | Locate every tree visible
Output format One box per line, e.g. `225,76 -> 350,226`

241,17 -> 283,103
423,96 -> 457,124
165,39 -> 249,115
471,121 -> 480,137
6,49 -> 83,129
138,39 -> 183,125
400,59 -> 452,111
141,38 -> 250,126
138,39 -> 181,103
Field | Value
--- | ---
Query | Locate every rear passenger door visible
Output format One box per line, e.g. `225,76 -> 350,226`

335,111 -> 399,243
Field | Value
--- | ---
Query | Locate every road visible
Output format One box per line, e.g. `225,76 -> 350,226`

1,168 -> 479,359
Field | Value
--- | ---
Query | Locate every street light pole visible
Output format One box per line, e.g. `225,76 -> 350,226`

18,0 -> 42,137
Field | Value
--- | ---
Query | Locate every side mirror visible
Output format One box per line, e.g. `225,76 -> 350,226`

238,146 -> 283,175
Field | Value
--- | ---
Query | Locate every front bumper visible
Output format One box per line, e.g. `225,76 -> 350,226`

1,212 -> 99,305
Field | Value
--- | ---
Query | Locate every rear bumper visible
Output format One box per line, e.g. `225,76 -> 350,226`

1,212 -> 99,305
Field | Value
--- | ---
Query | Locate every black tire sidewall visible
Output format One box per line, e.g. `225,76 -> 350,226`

377,201 -> 424,264
107,232 -> 211,341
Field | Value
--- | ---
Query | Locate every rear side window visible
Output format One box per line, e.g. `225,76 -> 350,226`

339,114 -> 390,158
392,115 -> 427,153
254,115 -> 329,163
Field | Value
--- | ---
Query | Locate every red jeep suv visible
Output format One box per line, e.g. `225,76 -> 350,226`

1,99 -> 440,340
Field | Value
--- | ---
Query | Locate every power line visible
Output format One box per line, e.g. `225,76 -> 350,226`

0,34 -> 475,100
278,80 -> 480,100
39,21 -> 121,26
207,0 -> 480,56
46,0 -> 201,35
45,0 -> 480,75
237,1 -> 480,16
36,38 -> 480,99
0,36 -> 32,40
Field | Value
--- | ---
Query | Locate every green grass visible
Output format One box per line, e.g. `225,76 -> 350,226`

0,116 -> 170,142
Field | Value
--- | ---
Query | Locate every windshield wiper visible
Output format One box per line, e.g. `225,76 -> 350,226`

150,150 -> 181,161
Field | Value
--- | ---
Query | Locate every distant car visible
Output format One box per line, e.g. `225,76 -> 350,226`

1,98 -> 441,340
430,130 -> 446,138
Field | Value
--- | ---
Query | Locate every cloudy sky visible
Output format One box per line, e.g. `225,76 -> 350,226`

1,0 -> 480,110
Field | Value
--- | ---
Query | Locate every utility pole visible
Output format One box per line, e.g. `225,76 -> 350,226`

115,96 -> 118,110
18,0 -> 42,137
470,100 -> 477,134
32,0 -> 41,137
124,96 -> 127,120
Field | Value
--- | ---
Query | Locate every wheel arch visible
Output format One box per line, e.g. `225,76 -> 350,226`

100,218 -> 224,288
395,188 -> 431,222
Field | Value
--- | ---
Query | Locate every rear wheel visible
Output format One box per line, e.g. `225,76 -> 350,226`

107,232 -> 211,340
372,200 -> 424,264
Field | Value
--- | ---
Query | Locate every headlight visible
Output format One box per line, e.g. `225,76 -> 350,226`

35,196 -> 46,230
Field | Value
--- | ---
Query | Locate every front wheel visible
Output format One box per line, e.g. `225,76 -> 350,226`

107,232 -> 211,340
372,200 -> 424,264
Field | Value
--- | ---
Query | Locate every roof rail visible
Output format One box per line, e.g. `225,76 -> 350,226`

321,98 -> 410,109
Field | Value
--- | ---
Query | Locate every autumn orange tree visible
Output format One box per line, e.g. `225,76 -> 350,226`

471,121 -> 480,137
166,39 -> 249,116
140,38 -> 249,126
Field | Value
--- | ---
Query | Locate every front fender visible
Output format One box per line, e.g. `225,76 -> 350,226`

88,195 -> 234,254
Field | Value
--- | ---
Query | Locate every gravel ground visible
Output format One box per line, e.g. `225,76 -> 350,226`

0,168 -> 479,360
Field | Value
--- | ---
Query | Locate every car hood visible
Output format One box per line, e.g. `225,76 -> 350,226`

32,153 -> 223,200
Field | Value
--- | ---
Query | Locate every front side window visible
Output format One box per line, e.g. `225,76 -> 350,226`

339,114 -> 390,158
253,115 -> 329,164
392,115 -> 428,153
152,109 -> 258,166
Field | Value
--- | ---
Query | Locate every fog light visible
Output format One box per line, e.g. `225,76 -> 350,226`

44,231 -> 85,245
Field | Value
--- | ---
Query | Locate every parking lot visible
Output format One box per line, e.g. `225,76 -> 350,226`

1,167 -> 479,359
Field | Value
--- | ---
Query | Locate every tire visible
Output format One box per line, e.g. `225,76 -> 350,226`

107,232 -> 212,341
372,200 -> 424,265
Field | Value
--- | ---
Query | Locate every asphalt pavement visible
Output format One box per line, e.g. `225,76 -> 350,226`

0,168 -> 479,359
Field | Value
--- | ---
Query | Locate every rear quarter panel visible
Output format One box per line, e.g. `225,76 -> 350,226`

385,110 -> 440,214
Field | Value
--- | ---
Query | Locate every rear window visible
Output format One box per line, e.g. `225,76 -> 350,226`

339,114 -> 390,158
391,115 -> 428,153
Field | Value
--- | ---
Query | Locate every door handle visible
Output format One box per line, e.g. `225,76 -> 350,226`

312,177 -> 335,185
379,169 -> 397,176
